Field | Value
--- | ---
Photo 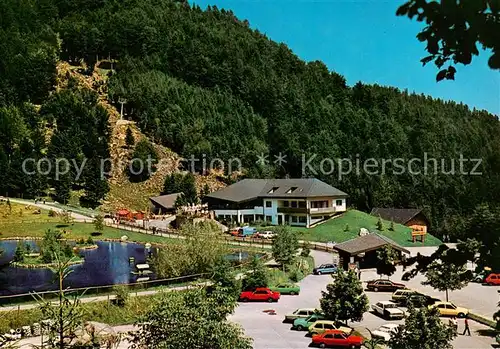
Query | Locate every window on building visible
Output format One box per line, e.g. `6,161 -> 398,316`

268,187 -> 279,194
265,215 -> 272,222
336,199 -> 343,206
265,201 -> 272,208
298,201 -> 306,208
291,201 -> 297,208
299,216 -> 307,223
283,201 -> 289,207
286,187 -> 298,194
291,216 -> 298,223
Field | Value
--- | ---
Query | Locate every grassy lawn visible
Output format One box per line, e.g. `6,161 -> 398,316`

287,210 -> 442,247
0,203 -> 174,244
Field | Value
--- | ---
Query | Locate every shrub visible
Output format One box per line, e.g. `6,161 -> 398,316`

289,267 -> 304,283
300,242 -> 311,257
113,285 -> 130,307
86,236 -> 94,245
78,238 -> 85,245
48,210 -> 56,217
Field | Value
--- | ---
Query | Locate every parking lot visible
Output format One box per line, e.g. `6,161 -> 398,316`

230,250 -> 497,349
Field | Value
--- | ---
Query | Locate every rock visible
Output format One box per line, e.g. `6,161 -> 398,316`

359,228 -> 370,237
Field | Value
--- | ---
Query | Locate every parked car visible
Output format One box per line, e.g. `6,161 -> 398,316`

402,293 -> 440,307
293,313 -> 325,331
472,269 -> 490,283
370,323 -> 400,342
238,288 -> 280,302
313,264 -> 338,275
429,302 -> 469,317
256,230 -> 275,239
366,279 -> 406,292
308,320 -> 352,336
485,273 -> 500,285
371,301 -> 405,320
269,283 -> 300,295
311,330 -> 363,348
391,289 -> 415,303
284,308 -> 316,322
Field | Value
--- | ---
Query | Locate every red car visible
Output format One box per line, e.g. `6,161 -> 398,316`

366,279 -> 406,292
239,288 -> 280,302
485,273 -> 500,285
312,330 -> 363,348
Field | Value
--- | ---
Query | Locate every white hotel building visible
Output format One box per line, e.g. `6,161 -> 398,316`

205,178 -> 348,228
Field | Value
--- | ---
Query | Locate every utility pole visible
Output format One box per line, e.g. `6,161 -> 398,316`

118,98 -> 127,120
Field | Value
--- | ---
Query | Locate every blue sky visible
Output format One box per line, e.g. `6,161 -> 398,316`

192,0 -> 499,115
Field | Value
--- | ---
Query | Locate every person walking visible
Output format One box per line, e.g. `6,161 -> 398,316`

449,317 -> 458,332
462,316 -> 471,336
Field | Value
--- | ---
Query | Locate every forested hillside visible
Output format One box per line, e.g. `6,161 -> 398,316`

0,0 -> 499,239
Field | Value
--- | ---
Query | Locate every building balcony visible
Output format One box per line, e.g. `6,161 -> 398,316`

277,207 -> 308,214
277,207 -> 338,214
308,207 -> 337,215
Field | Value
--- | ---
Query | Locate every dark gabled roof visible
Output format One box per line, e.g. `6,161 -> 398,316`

149,193 -> 182,210
333,233 -> 410,255
205,178 -> 348,203
370,208 -> 425,225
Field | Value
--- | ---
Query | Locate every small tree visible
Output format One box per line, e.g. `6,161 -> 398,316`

209,257 -> 242,306
376,216 -> 384,231
61,211 -> 73,225
389,220 -> 395,231
422,252 -> 471,302
125,127 -> 135,148
242,256 -> 268,290
13,241 -> 26,263
344,223 -> 350,232
388,305 -> 456,349
113,285 -> 130,307
272,226 -> 299,271
376,245 -> 398,279
93,214 -> 104,232
320,269 -> 369,325
6,198 -> 11,214
34,254 -> 85,349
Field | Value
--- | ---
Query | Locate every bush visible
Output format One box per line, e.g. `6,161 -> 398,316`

113,285 -> 130,307
48,210 -> 56,217
289,267 -> 304,283
300,242 -> 311,257
86,236 -> 94,245
78,238 -> 85,245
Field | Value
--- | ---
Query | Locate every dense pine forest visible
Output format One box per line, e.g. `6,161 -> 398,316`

1,0 -> 499,240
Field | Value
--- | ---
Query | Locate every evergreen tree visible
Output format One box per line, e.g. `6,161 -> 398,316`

13,241 -> 26,263
376,216 -> 384,231
344,223 -> 350,232
53,175 -> 71,204
320,269 -> 369,325
125,127 -> 135,147
181,172 -> 198,205
162,173 -> 185,195
129,139 -> 158,182
94,214 -> 104,232
389,220 -> 395,231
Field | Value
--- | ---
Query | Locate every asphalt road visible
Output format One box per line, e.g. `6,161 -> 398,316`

230,250 -> 497,349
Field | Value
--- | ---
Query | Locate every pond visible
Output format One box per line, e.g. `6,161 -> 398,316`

0,240 -> 260,297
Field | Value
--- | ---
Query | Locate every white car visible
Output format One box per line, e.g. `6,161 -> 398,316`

371,301 -> 405,319
257,231 -> 275,239
371,323 -> 400,341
